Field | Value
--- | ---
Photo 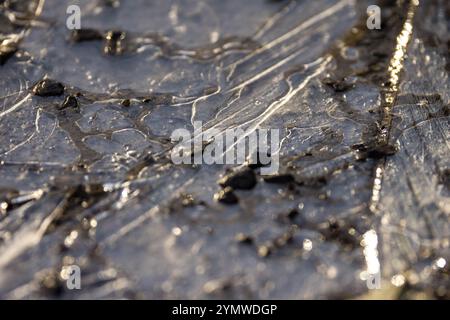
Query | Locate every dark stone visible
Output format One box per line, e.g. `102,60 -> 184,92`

0,48 -> 15,65
59,95 -> 78,110
367,144 -> 398,158
70,29 -> 103,42
218,167 -> 257,190
263,173 -> 295,184
354,143 -> 398,160
0,36 -> 18,65
214,187 -> 239,204
32,79 -> 64,97
235,233 -> 253,244
287,209 -> 299,220
121,99 -> 131,107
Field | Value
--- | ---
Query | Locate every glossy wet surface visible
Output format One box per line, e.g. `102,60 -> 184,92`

0,0 -> 449,299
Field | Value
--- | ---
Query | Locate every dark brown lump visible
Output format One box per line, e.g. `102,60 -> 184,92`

70,29 -> 103,43
353,142 -> 398,160
121,99 -> 131,107
59,95 -> 79,110
235,233 -> 253,244
214,187 -> 239,204
0,35 -> 19,65
218,167 -> 257,190
263,173 -> 295,184
32,79 -> 65,97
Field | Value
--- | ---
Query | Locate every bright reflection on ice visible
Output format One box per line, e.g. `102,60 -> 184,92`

361,229 -> 380,276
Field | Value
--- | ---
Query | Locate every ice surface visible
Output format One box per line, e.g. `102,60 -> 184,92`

0,0 -> 449,299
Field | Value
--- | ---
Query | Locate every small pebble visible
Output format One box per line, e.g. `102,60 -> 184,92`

121,99 -> 131,107
218,167 -> 257,190
59,95 -> 78,110
257,245 -> 271,257
32,79 -> 64,97
214,187 -> 238,204
70,29 -> 103,42
235,233 -> 253,244
263,173 -> 295,184
354,143 -> 398,160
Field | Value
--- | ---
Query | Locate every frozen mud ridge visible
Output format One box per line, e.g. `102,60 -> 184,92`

0,0 -> 449,299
